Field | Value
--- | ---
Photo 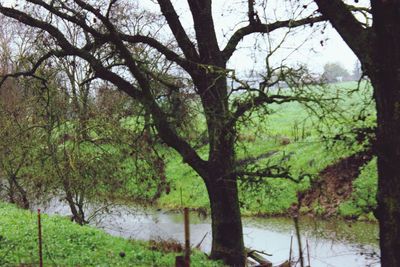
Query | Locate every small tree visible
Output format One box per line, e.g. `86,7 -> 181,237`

0,16 -> 44,209
352,60 -> 362,81
322,62 -> 350,83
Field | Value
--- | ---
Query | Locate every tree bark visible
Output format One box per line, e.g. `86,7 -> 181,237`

194,71 -> 246,265
62,179 -> 86,225
370,2 -> 400,266
11,175 -> 29,209
205,166 -> 245,266
314,1 -> 400,265
7,175 -> 29,209
372,77 -> 400,267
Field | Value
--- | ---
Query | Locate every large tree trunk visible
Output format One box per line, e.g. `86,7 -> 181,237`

205,163 -> 245,266
371,1 -> 400,266
314,1 -> 400,265
372,75 -> 400,267
374,87 -> 400,266
196,72 -> 246,265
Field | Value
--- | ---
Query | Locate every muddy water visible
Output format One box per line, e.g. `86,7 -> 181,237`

40,200 -> 380,267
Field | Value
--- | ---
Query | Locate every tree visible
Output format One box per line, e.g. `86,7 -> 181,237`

35,54 -> 170,225
0,1 -> 324,264
322,62 -> 350,83
0,79 -> 33,209
0,15 -> 45,209
352,60 -> 362,81
313,0 -> 400,266
0,11 -> 172,226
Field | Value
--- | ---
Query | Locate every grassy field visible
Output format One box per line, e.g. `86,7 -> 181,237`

156,81 -> 378,218
0,202 -> 222,266
27,81 -> 376,220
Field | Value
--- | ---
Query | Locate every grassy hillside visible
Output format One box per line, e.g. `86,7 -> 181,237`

338,157 -> 378,220
0,202 -> 221,266
157,81 -> 377,218
19,81 -> 375,220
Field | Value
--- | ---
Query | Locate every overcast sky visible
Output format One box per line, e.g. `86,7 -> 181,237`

2,0 -> 367,74
213,0 -> 367,74
144,0 -> 366,74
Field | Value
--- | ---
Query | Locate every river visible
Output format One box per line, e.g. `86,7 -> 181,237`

38,200 -> 380,267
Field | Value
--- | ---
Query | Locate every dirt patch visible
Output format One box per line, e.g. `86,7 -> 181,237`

301,149 -> 373,218
148,238 -> 183,253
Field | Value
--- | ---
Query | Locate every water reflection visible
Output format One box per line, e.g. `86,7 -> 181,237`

37,200 -> 380,267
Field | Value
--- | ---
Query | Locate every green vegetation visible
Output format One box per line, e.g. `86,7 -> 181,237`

157,81 -> 377,218
158,136 -> 352,215
0,79 -> 378,264
0,202 -> 222,266
339,158 -> 378,220
1,73 -> 377,233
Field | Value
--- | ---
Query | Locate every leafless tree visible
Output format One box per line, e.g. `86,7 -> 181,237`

0,1 -> 325,264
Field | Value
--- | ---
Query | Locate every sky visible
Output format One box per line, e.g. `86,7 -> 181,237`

211,0 -> 367,74
225,19 -> 360,75
143,0 -> 366,74
1,0 -> 368,74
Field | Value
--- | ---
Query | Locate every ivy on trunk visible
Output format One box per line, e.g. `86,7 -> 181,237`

314,0 -> 400,265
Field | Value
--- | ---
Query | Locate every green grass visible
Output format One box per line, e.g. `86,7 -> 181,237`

159,149 -> 209,209
158,136 -> 351,216
156,81 -> 377,218
0,202 -> 222,266
339,158 -> 378,220
33,81 -> 376,219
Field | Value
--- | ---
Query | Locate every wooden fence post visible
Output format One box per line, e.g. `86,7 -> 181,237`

37,209 -> 43,267
175,207 -> 191,267
289,231 -> 293,264
184,207 -> 190,267
306,238 -> 311,267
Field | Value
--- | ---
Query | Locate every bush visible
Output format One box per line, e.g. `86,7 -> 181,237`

339,158 -> 377,219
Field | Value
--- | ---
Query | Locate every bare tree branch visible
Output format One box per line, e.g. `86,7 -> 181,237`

314,0 -> 371,68
0,51 -> 53,86
0,3 -> 208,178
228,91 -> 330,129
27,0 -> 102,38
237,164 -> 311,184
27,0 -> 196,73
157,0 -> 199,61
187,0 -> 221,63
119,33 -> 197,72
222,15 -> 326,62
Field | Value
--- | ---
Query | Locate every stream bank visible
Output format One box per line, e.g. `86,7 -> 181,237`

36,199 -> 380,267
